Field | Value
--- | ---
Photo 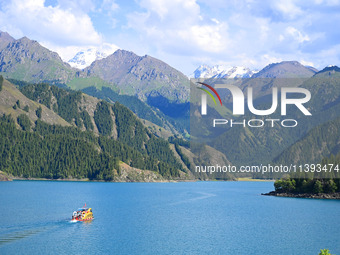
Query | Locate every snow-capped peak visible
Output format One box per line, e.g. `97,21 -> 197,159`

191,65 -> 257,79
68,44 -> 120,69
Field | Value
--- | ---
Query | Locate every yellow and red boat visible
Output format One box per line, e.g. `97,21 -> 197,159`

71,204 -> 93,222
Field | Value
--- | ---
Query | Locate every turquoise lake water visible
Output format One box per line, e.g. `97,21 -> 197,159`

0,181 -> 339,254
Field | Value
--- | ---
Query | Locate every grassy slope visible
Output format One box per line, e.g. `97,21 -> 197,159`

68,77 -> 115,91
0,79 -> 70,127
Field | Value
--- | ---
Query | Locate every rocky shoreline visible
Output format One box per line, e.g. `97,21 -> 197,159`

0,171 -> 12,181
262,191 -> 340,200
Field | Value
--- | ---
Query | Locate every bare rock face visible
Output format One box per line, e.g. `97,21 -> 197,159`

0,36 -> 75,83
253,61 -> 317,78
0,30 -> 15,50
84,50 -> 190,102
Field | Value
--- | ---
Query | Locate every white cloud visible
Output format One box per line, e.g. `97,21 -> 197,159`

55,0 -> 96,13
127,0 -> 229,55
211,18 -> 220,24
0,0 -> 102,46
272,0 -> 303,19
138,0 -> 200,20
286,26 -> 310,43
300,60 -> 315,67
125,0 -> 337,73
0,0 -> 105,61
0,0 -> 339,74
260,54 -> 283,65
314,0 -> 340,5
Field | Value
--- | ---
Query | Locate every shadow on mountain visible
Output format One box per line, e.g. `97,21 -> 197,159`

147,95 -> 189,118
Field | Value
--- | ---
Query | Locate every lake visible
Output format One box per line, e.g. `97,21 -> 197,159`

0,181 -> 339,254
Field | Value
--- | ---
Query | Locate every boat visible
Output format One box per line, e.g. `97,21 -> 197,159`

71,204 -> 94,222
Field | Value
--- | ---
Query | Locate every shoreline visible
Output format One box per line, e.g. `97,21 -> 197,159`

1,173 -> 276,183
2,177 -> 272,183
262,191 -> 340,200
237,177 -> 274,182
10,177 -> 186,183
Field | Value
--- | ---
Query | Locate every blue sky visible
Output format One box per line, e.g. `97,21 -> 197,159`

1,0 -> 340,75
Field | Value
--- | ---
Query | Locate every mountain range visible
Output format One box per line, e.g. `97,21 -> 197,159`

82,49 -> 190,102
252,61 -> 317,78
1,30 -> 339,180
191,65 -> 340,172
0,36 -> 75,83
0,31 -> 191,135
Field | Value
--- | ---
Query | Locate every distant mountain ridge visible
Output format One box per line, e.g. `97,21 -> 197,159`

252,61 -> 317,78
0,35 -> 75,83
196,65 -> 340,168
1,30 -> 340,180
0,31 -> 190,102
1,30 -> 334,143
192,65 -> 257,79
0,31 -> 191,135
83,49 -> 190,102
192,61 -> 318,80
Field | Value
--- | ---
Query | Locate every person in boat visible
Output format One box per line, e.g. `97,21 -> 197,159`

72,210 -> 82,220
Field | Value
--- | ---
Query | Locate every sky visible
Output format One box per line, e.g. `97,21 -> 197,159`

0,0 -> 340,75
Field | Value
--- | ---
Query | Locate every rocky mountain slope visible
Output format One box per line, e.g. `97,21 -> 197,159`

83,49 -> 190,102
0,32 -> 191,135
0,31 -> 15,50
252,61 -> 317,78
0,36 -> 75,83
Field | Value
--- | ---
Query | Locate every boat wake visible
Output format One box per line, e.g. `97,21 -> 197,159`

169,191 -> 216,205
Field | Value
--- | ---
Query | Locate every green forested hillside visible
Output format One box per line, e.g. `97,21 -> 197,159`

18,82 -> 185,174
82,86 -> 164,127
0,75 -> 3,91
0,115 -> 118,180
94,101 -> 113,136
200,69 -> 340,168
0,79 -> 187,180
274,117 -> 340,165
0,113 -> 183,179
274,152 -> 340,194
19,83 -> 87,128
